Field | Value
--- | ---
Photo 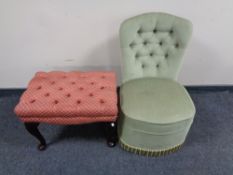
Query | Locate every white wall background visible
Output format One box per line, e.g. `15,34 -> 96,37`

0,0 -> 233,88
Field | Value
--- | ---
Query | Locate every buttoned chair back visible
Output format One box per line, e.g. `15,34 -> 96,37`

119,12 -> 192,83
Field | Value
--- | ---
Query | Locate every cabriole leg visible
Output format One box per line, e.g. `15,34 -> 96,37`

106,122 -> 118,147
24,122 -> 47,151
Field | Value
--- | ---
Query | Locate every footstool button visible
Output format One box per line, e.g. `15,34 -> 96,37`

66,93 -> 71,97
58,87 -> 63,91
100,86 -> 105,90
79,87 -> 84,91
76,100 -> 81,104
100,99 -> 105,104
37,86 -> 42,90
89,93 -> 94,97
30,99 -> 36,103
44,93 -> 50,97
54,100 -> 59,104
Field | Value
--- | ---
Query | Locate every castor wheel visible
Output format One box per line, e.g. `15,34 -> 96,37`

107,138 -> 117,147
37,143 -> 47,151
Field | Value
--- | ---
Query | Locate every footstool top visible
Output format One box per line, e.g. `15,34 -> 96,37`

15,71 -> 118,124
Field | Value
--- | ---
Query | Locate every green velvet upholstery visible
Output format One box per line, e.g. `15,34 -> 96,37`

119,78 -> 195,151
118,12 -> 195,156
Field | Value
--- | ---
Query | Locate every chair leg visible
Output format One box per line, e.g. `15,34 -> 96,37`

24,122 -> 47,151
106,122 -> 118,147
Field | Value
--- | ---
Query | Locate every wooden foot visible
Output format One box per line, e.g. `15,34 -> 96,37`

24,122 -> 47,151
106,122 -> 118,147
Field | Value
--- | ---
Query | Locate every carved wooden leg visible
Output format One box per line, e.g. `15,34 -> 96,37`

24,122 -> 47,151
106,122 -> 118,147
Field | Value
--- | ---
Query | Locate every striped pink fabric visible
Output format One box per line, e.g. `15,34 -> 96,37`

14,71 -> 118,125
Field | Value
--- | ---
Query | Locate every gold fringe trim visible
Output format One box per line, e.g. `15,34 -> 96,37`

119,139 -> 183,157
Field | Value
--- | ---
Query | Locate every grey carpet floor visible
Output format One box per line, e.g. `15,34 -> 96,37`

0,89 -> 233,175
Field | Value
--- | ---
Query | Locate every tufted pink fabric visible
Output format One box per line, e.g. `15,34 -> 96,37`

14,71 -> 118,125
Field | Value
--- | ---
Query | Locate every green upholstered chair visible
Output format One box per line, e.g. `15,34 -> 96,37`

118,12 -> 195,156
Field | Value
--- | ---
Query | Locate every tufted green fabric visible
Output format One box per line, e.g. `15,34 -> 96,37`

119,12 -> 192,83
118,12 -> 195,156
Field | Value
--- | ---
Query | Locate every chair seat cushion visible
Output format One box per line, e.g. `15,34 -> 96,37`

14,71 -> 118,125
120,77 -> 195,124
119,77 -> 195,151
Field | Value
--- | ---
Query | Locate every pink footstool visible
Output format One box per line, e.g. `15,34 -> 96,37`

14,71 -> 118,150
